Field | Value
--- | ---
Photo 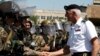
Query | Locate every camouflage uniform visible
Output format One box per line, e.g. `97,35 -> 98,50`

24,20 -> 68,56
32,34 -> 54,51
23,33 -> 54,56
12,28 -> 32,56
50,19 -> 68,51
0,26 -> 11,55
24,20 -> 55,56
54,30 -> 68,51
0,27 -> 8,50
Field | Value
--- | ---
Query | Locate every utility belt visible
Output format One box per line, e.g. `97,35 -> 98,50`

72,52 -> 91,56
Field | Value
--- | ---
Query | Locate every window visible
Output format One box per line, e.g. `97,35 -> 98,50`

41,16 -> 45,19
47,16 -> 52,19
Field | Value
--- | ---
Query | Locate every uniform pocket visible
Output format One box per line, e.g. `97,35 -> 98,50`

74,30 -> 85,40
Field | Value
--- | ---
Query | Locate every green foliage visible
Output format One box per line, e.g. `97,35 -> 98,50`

30,16 -> 38,25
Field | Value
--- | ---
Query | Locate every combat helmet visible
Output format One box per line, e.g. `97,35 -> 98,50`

40,20 -> 56,36
41,19 -> 51,26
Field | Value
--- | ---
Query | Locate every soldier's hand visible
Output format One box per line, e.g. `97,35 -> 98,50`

24,50 -> 45,56
23,49 -> 33,56
41,45 -> 50,51
40,52 -> 53,56
24,46 -> 31,52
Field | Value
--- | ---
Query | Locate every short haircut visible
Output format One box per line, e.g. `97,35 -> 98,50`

70,9 -> 82,16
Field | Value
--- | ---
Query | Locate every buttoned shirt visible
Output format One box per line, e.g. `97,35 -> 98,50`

67,17 -> 98,53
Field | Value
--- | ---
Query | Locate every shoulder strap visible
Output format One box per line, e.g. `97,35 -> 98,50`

81,18 -> 89,35
4,29 -> 13,45
6,30 -> 13,43
3,29 -> 13,50
82,18 -> 88,23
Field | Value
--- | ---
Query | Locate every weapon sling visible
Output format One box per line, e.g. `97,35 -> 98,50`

3,29 -> 13,50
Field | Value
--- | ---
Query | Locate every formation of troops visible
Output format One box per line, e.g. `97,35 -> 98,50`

0,10 -> 69,56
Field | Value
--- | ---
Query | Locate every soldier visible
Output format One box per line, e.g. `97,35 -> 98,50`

1,11 -> 17,56
13,17 -> 33,56
24,19 -> 55,56
24,19 -> 69,56
52,19 -> 68,51
0,11 -> 14,56
0,12 -> 9,55
41,4 -> 100,56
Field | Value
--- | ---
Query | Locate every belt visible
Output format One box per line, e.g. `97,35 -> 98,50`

72,52 -> 91,56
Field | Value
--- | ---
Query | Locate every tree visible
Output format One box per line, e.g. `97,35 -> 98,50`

30,15 -> 38,25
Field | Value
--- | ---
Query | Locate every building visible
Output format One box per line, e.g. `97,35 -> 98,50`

32,8 -> 86,24
32,9 -> 66,23
93,0 -> 100,5
86,0 -> 100,36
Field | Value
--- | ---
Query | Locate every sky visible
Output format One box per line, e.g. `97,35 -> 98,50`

13,0 -> 93,10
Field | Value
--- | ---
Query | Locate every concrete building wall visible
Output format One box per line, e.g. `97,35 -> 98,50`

32,9 -> 66,23
32,9 -> 86,24
93,0 -> 100,5
33,9 -> 65,19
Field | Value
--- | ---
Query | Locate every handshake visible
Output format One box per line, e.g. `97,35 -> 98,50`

24,46 -> 70,56
24,50 -> 54,56
37,52 -> 52,56
23,46 -> 57,56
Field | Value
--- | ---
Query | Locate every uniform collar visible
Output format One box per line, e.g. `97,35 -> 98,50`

75,17 -> 83,26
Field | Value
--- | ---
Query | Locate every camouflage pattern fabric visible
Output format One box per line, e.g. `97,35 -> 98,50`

32,34 -> 54,51
0,27 -> 8,51
32,35 -> 46,51
53,30 -> 68,51
23,34 -> 54,56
